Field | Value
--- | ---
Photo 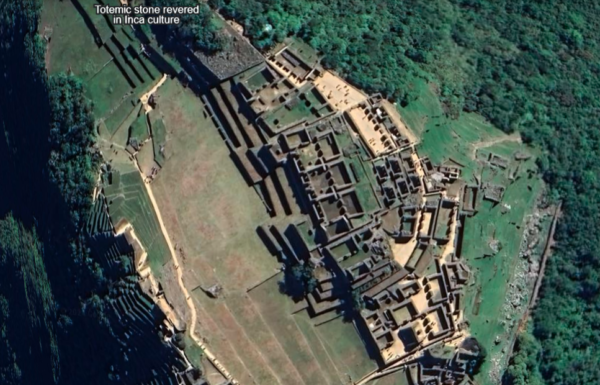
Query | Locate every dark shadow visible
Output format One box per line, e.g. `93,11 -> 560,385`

284,224 -> 310,259
247,149 -> 269,178
256,226 -> 280,257
216,85 -> 254,148
256,179 -> 277,218
271,170 -> 294,216
229,80 -> 265,141
283,161 -> 311,214
228,152 -> 254,186
142,44 -> 178,76
70,0 -> 103,46
204,89 -> 242,147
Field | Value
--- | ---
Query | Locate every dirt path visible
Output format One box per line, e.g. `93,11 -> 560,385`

469,132 -> 522,159
140,74 -> 168,114
140,172 -> 239,384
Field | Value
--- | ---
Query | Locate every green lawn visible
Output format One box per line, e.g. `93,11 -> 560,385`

460,151 -> 545,382
102,96 -> 140,139
313,315 -> 377,381
86,61 -> 133,120
150,118 -> 167,165
42,0 -> 113,77
129,111 -> 150,144
264,97 -> 316,128
249,279 -> 331,385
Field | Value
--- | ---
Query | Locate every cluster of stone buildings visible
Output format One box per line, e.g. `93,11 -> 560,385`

197,41 -> 485,384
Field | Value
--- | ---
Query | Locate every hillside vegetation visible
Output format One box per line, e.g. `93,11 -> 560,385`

0,216 -> 59,384
210,1 -> 600,384
147,0 -> 224,52
0,1 -> 191,383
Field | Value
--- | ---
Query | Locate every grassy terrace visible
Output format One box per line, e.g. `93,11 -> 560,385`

42,0 -> 173,277
42,0 -> 160,122
103,162 -> 171,275
42,0 -> 113,77
401,79 -> 546,384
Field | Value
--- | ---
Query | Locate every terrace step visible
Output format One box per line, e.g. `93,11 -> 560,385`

220,81 -> 265,147
209,87 -> 243,148
103,41 -> 138,88
263,176 -> 285,217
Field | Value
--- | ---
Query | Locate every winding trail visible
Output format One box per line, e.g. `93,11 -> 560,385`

469,132 -> 522,159
139,171 -> 239,384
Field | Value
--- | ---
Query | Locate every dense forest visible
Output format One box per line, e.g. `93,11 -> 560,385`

0,216 -> 59,384
146,0 -> 224,52
208,0 -> 600,384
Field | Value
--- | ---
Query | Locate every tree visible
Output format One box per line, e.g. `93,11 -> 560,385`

279,263 -> 317,300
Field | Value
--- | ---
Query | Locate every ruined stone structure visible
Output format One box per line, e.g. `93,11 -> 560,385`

201,42 -> 485,384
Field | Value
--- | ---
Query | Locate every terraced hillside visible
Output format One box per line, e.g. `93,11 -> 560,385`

42,0 -> 179,276
85,193 -> 196,384
39,1 -> 210,383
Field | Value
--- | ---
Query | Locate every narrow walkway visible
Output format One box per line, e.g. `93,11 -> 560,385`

469,132 -> 522,159
140,170 -> 239,384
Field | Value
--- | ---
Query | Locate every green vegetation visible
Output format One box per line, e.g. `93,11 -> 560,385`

129,113 -> 150,144
42,0 -> 113,76
1,1 -> 195,383
104,97 -> 140,137
48,74 -> 100,227
264,100 -> 312,128
403,80 -> 545,383
86,61 -> 134,118
150,117 -> 167,165
0,215 -> 59,384
43,0 -> 162,123
147,0 -> 224,53
505,330 -> 544,385
279,264 -> 317,300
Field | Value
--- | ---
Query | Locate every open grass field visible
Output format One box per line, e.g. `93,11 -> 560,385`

460,144 -> 546,383
149,80 -> 377,383
401,80 -> 546,384
41,0 -> 113,77
86,61 -> 134,120
103,97 -> 141,139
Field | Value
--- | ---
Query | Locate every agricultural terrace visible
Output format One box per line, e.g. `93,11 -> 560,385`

42,0 -> 179,275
